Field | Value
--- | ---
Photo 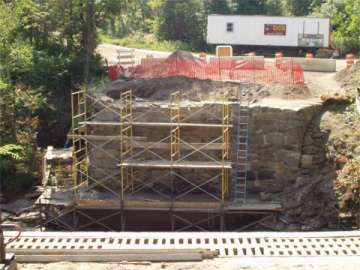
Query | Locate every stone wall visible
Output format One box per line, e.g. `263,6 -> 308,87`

247,99 -> 338,230
247,100 -> 321,197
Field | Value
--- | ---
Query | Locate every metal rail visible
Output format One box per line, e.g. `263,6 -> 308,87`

4,231 -> 360,258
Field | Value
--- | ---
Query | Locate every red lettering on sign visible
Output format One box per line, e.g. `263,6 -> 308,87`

264,24 -> 286,36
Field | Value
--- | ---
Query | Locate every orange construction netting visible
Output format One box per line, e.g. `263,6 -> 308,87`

111,57 -> 304,85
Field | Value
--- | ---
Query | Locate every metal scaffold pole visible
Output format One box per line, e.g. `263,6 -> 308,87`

222,93 -> 230,201
170,91 -> 181,162
170,91 -> 181,222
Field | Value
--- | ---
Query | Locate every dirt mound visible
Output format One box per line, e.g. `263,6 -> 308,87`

335,61 -> 360,95
104,76 -> 312,102
166,50 -> 198,62
105,76 -> 238,101
257,83 -> 312,101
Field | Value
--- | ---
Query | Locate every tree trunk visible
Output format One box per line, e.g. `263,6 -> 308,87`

83,0 -> 96,86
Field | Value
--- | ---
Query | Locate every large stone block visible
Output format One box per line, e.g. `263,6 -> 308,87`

301,154 -> 314,169
276,150 -> 301,168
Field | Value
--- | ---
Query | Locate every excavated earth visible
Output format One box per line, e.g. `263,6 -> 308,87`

104,76 -> 311,101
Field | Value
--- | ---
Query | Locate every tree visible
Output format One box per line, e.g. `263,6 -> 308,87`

314,0 -> 360,54
264,0 -> 284,15
101,0 -> 153,37
206,0 -> 231,14
232,0 -> 266,15
283,0 -> 311,15
155,0 -> 206,50
0,0 -> 106,193
283,0 -> 324,16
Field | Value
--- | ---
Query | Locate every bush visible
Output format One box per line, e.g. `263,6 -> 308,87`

332,34 -> 360,55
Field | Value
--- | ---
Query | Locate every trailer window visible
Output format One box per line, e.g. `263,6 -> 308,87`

226,23 -> 233,32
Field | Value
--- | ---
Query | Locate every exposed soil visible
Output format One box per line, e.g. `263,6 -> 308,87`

304,72 -> 344,97
335,61 -> 360,96
104,76 -> 311,102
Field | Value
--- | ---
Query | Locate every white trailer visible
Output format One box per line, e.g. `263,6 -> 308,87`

207,15 -> 330,48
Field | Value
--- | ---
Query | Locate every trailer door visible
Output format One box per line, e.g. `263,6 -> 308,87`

298,19 -> 325,47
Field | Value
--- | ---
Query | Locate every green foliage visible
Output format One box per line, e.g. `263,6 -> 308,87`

282,0 -> 309,15
264,0 -> 284,15
155,0 -> 206,50
99,32 -> 190,52
0,0 -> 105,193
101,0 -> 152,37
0,145 -> 23,161
206,0 -> 231,14
233,0 -> 266,14
314,0 -> 360,54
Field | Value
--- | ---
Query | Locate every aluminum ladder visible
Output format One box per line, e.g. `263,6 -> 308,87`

233,83 -> 250,203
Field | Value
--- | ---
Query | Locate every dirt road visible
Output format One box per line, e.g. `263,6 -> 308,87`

96,43 -> 348,71
96,44 -> 172,65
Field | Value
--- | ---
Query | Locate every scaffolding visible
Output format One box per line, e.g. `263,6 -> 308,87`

117,90 -> 232,204
71,89 -> 89,192
170,91 -> 181,162
37,82 -> 281,232
120,90 -> 134,195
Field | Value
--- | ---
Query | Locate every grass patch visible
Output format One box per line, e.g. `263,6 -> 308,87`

99,32 -> 191,52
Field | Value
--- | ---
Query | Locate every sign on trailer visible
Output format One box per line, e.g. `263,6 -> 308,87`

264,24 -> 286,36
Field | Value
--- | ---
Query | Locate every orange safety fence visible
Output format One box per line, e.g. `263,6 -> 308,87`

111,57 -> 304,85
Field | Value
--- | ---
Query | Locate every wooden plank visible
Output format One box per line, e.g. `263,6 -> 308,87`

67,135 -> 223,149
118,160 -> 232,169
225,203 -> 282,211
82,121 -> 233,128
67,135 -> 146,141
10,248 -> 212,255
15,253 -> 203,262
130,142 -> 223,150
76,199 -> 221,210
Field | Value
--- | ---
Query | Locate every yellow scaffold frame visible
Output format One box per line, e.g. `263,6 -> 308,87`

120,90 -> 134,197
170,91 -> 181,161
71,88 -> 89,194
